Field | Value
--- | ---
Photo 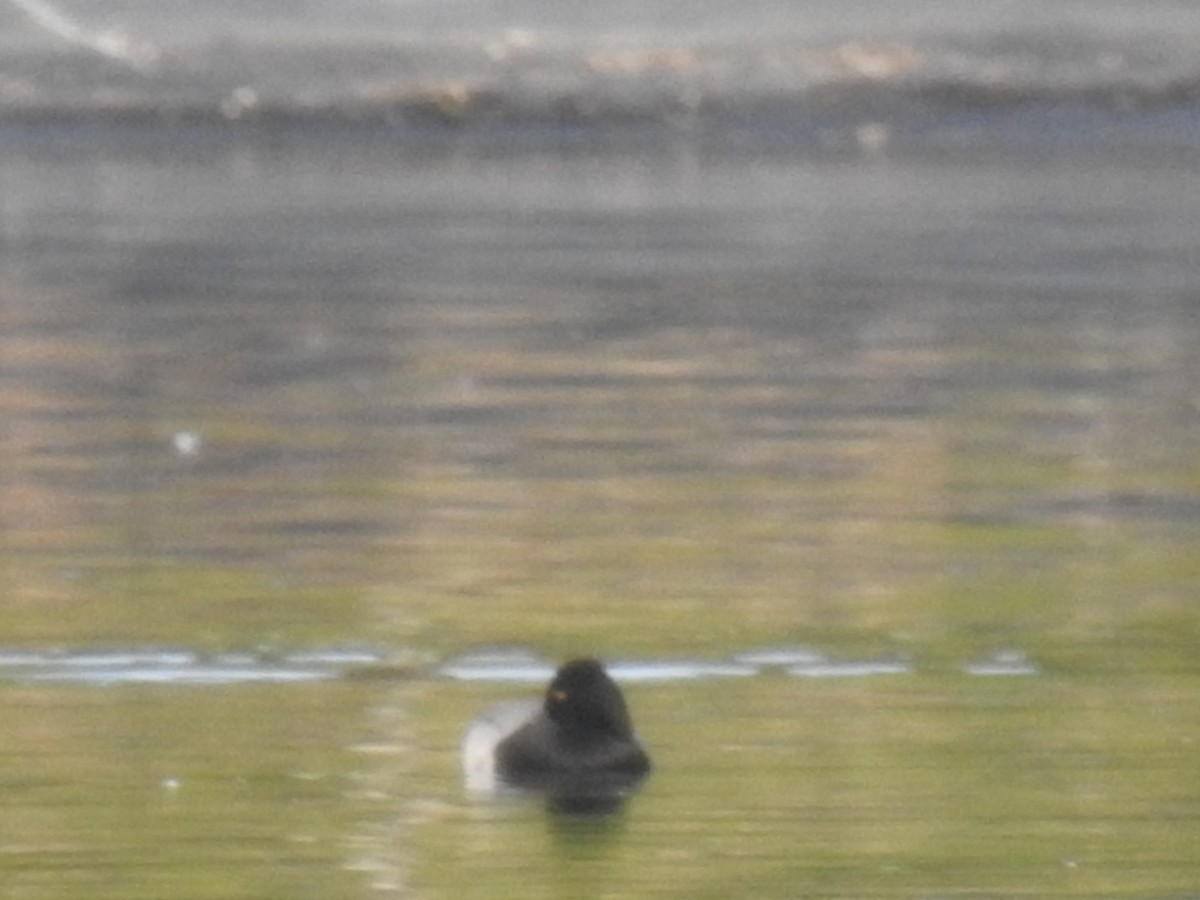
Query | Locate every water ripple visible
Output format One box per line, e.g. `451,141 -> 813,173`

0,646 -> 1034,686
963,650 -> 1040,677
0,646 -> 387,686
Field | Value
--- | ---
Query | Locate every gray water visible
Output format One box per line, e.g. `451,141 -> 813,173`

3,1 -> 1200,897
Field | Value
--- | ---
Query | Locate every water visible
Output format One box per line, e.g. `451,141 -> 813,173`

3,0 -> 1200,896
4,656 -> 1196,897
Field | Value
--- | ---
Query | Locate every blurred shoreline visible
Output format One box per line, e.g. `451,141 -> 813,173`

3,1 -> 1199,158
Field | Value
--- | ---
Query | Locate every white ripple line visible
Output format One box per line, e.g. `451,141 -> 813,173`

7,0 -> 158,72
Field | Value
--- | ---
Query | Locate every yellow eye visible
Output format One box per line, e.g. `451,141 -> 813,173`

551,689 -> 568,702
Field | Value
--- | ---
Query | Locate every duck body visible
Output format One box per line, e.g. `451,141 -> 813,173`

462,658 -> 650,799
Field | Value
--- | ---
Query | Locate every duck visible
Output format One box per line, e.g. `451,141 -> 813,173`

462,658 -> 651,800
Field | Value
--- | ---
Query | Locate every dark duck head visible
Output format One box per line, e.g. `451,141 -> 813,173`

543,658 -> 638,741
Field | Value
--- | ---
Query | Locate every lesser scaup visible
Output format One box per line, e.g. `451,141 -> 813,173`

462,658 -> 651,802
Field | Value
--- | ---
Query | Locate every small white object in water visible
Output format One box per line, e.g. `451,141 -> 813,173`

855,122 -> 890,154
171,430 -> 202,458
161,777 -> 181,791
220,86 -> 259,120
